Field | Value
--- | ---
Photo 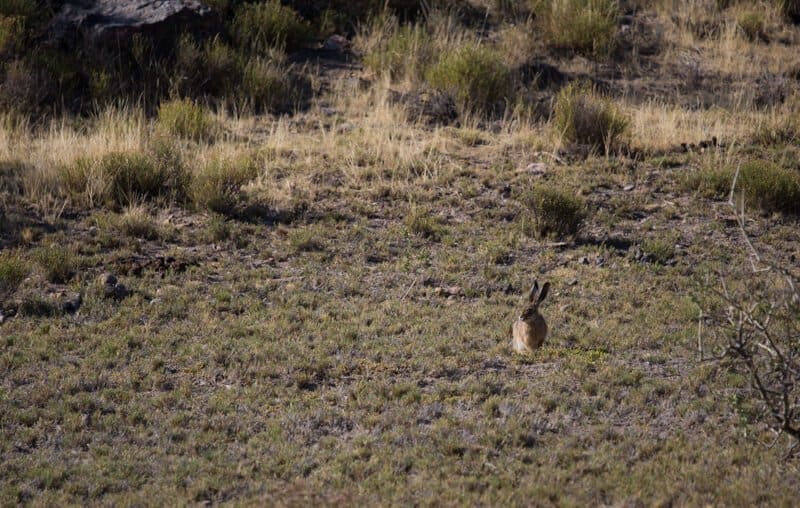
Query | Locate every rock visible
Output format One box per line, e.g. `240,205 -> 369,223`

515,60 -> 567,90
98,272 -> 117,287
61,293 -> 82,314
434,286 -> 462,297
623,184 -> 635,191
98,272 -> 130,300
111,283 -> 130,300
335,122 -> 354,134
524,162 -> 548,176
48,0 -> 217,48
322,34 -> 349,52
579,256 -> 590,265
389,89 -> 458,126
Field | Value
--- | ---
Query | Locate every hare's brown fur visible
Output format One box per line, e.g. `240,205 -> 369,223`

512,281 -> 549,354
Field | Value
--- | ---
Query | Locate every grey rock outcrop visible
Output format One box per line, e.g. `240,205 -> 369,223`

48,0 -> 216,47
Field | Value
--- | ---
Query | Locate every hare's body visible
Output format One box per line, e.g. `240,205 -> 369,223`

512,315 -> 547,354
511,281 -> 550,354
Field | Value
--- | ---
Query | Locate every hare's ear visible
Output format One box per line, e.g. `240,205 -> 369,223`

528,281 -> 539,302
537,282 -> 550,304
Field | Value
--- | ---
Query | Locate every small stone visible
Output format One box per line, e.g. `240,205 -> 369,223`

322,34 -> 349,51
112,284 -> 130,300
579,256 -> 590,265
623,184 -> 635,191
524,162 -> 548,176
596,256 -> 605,267
61,293 -> 82,314
567,279 -> 578,286
335,122 -> 354,134
98,272 -> 117,287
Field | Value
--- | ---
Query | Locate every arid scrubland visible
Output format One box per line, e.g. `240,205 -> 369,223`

1,0 -> 800,504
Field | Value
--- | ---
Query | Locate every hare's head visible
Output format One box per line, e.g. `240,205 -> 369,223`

519,281 -> 549,321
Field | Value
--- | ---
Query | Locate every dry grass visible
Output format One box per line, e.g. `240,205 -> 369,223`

3,4 -> 800,503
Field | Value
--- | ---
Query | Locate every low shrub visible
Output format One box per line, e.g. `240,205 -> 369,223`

685,160 -> 800,215
534,0 -> 618,57
405,206 -> 445,241
232,1 -> 313,53
33,245 -> 77,284
777,0 -> 800,22
553,81 -> 628,151
0,250 -> 28,304
736,161 -> 800,215
737,10 -> 766,41
113,206 -> 162,240
522,185 -> 587,239
425,44 -> 512,114
191,154 -> 259,215
174,35 -> 239,100
364,22 -> 435,82
157,98 -> 214,141
241,56 -> 300,113
61,149 -> 188,209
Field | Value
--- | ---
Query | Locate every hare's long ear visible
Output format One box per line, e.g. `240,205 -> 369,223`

537,282 -> 550,304
528,281 -> 539,302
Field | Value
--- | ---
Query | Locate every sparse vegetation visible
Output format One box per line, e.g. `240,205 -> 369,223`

231,0 -> 313,53
535,0 -> 619,57
522,185 -> 587,239
0,250 -> 28,304
2,1 -> 800,505
554,81 -> 629,151
32,245 -> 77,284
157,99 -> 214,142
363,21 -> 435,81
686,161 -> 800,215
426,44 -> 512,114
191,153 -> 259,215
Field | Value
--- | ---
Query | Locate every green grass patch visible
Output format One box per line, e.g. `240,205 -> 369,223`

191,154 -> 259,215
534,0 -> 619,57
405,206 -> 445,241
426,44 -> 512,115
32,245 -> 77,284
231,0 -> 313,53
0,249 -> 28,304
364,22 -> 435,82
61,149 -> 188,210
685,160 -> 800,215
157,99 -> 214,142
554,81 -> 629,151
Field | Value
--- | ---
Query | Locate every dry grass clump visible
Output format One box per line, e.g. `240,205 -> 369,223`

241,55 -> 306,113
553,81 -> 629,151
191,152 -> 260,215
60,149 -> 188,210
533,0 -> 619,57
112,205 -> 162,240
157,99 -> 215,142
363,22 -> 435,82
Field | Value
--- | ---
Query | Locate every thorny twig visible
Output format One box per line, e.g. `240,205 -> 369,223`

696,160 -> 800,450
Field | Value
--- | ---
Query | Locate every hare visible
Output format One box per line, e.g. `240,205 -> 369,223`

512,281 -> 550,354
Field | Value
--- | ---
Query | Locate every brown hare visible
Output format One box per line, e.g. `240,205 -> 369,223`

512,281 -> 550,354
